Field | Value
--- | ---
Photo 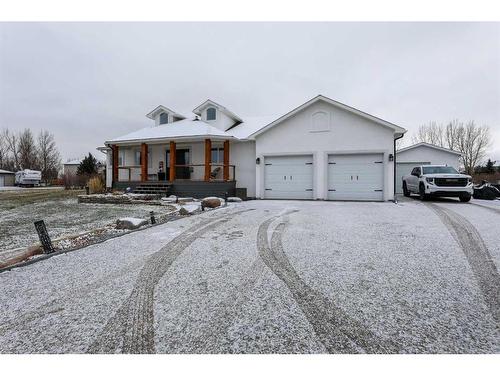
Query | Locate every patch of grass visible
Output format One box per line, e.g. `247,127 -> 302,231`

0,189 -> 84,210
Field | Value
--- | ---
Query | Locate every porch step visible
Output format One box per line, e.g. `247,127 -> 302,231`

133,182 -> 171,196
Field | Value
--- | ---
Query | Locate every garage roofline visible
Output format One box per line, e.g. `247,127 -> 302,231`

248,94 -> 407,139
397,142 -> 462,156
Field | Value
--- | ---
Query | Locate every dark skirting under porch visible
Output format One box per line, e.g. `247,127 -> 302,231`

113,180 -> 237,199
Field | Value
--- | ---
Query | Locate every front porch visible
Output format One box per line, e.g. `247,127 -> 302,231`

109,138 -> 238,198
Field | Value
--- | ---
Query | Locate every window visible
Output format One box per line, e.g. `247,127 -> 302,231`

159,112 -> 169,125
206,107 -> 216,121
211,147 -> 224,164
118,150 -> 125,166
423,166 -> 459,174
148,149 -> 152,167
134,150 -> 141,166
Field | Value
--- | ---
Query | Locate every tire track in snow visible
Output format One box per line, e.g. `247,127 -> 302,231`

183,211 -> 294,353
257,213 -> 397,354
428,203 -> 500,324
87,209 -> 253,354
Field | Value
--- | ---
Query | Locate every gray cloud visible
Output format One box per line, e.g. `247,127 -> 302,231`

1,22 -> 499,162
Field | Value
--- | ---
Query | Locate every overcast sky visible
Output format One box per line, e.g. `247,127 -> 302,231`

0,22 -> 499,162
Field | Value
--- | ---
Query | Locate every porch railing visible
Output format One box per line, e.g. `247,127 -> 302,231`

118,164 -> 236,182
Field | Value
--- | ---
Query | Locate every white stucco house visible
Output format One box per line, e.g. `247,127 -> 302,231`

100,95 -> 407,201
395,142 -> 462,194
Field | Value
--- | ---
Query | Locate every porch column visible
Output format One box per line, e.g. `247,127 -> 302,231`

141,143 -> 148,182
112,145 -> 118,183
169,141 -> 176,182
204,138 -> 212,181
223,140 -> 230,181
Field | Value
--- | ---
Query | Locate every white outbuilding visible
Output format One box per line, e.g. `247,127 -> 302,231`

395,142 -> 462,194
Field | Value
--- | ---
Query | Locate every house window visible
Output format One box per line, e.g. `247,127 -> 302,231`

134,150 -> 141,166
159,112 -> 169,125
206,107 -> 216,121
211,147 -> 224,164
118,150 -> 125,166
148,149 -> 152,167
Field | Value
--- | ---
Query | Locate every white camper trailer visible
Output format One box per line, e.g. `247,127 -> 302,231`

15,169 -> 42,187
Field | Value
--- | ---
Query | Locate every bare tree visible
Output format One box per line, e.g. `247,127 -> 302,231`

37,130 -> 61,182
411,120 -> 491,175
2,128 -> 20,170
18,128 -> 38,170
0,129 -> 8,169
454,121 -> 491,175
411,121 -> 445,147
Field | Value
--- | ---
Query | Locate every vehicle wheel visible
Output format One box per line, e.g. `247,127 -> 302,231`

459,193 -> 471,202
403,182 -> 411,197
419,183 -> 429,201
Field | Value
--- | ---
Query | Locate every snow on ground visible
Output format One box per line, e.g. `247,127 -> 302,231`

0,189 -> 172,257
0,199 -> 498,353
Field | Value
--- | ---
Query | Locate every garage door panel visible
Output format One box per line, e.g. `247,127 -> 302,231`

264,155 -> 313,199
327,153 -> 384,201
395,162 -> 430,194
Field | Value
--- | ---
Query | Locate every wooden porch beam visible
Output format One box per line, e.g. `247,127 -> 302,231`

140,143 -> 148,182
112,145 -> 118,183
223,140 -> 230,181
169,141 -> 176,182
204,138 -> 212,181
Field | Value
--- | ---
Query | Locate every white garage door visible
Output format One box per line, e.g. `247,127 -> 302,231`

327,153 -> 384,201
264,155 -> 313,199
0,175 -> 4,187
395,162 -> 430,194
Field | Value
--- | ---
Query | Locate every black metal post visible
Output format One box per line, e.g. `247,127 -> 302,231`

34,220 -> 55,254
150,211 -> 156,224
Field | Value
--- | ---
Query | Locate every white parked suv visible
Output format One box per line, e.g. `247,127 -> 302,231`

402,165 -> 473,202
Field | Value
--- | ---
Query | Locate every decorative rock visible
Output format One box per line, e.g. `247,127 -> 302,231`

202,197 -> 221,208
178,204 -> 201,215
178,197 -> 196,203
227,197 -> 242,202
116,217 -> 149,230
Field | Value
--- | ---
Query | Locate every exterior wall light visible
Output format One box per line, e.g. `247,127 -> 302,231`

389,154 -> 394,162
256,157 -> 261,165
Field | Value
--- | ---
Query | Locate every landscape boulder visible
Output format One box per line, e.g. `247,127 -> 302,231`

116,217 -> 149,230
227,197 -> 242,202
179,204 -> 201,215
202,197 -> 222,208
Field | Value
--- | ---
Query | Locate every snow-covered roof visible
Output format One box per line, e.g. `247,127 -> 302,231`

397,142 -> 462,156
0,169 -> 14,174
192,99 -> 243,123
64,159 -> 81,165
106,119 -> 236,144
226,115 -> 279,139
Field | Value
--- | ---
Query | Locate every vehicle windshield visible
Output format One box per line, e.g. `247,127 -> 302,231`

422,166 -> 459,174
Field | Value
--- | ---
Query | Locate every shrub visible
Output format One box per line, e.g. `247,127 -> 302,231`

88,175 -> 105,194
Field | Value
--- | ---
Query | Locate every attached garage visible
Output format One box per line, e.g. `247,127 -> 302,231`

327,153 -> 384,201
264,155 -> 313,199
253,95 -> 407,201
396,143 -> 461,194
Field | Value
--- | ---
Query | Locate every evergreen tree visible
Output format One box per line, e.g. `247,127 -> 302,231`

485,159 -> 495,174
77,153 -> 98,176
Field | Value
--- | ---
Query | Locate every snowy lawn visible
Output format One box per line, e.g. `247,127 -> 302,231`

0,199 -> 498,353
0,188 -> 173,259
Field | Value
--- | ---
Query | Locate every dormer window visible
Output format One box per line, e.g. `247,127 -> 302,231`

159,112 -> 169,125
206,107 -> 216,121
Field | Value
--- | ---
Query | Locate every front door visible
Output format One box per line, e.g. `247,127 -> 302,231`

166,148 -> 191,179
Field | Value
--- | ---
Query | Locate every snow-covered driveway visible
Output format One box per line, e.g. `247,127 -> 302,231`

0,199 -> 498,353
